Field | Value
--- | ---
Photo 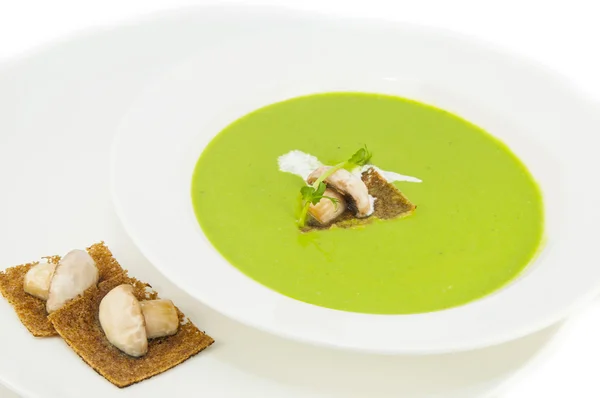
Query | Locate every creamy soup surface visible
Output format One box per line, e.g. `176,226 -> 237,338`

191,93 -> 544,314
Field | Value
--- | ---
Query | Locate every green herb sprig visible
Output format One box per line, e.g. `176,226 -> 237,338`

297,182 -> 339,227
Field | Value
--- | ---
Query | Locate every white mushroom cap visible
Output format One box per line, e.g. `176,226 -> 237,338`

307,166 -> 373,218
308,188 -> 347,225
140,299 -> 179,339
46,249 -> 99,313
23,260 -> 57,300
99,284 -> 148,357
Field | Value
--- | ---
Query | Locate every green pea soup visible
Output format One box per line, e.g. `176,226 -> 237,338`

191,92 -> 544,314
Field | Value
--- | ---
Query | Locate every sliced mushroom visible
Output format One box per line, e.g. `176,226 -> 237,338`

23,260 -> 57,300
46,249 -> 99,313
307,166 -> 373,218
140,299 -> 179,339
308,188 -> 346,225
99,284 -> 148,357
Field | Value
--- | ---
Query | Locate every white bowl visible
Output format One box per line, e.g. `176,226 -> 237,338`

111,6 -> 600,354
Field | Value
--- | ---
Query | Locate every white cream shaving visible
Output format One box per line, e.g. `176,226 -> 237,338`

277,150 -> 422,184
278,150 -> 323,180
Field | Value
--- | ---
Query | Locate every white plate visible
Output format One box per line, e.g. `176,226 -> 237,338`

0,5 -> 592,398
111,6 -> 600,354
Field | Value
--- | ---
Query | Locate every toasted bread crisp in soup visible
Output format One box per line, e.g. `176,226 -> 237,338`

49,274 -> 214,388
0,242 -> 124,337
362,168 -> 416,220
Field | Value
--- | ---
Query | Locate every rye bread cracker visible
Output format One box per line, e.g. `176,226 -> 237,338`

49,273 -> 214,388
0,242 -> 125,337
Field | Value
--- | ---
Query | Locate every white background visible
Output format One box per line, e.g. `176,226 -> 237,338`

1,1 -> 599,397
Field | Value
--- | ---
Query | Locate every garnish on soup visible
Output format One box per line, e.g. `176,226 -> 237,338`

295,146 -> 417,230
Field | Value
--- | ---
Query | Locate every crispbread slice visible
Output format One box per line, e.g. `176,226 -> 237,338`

49,273 -> 214,388
0,242 -> 125,337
